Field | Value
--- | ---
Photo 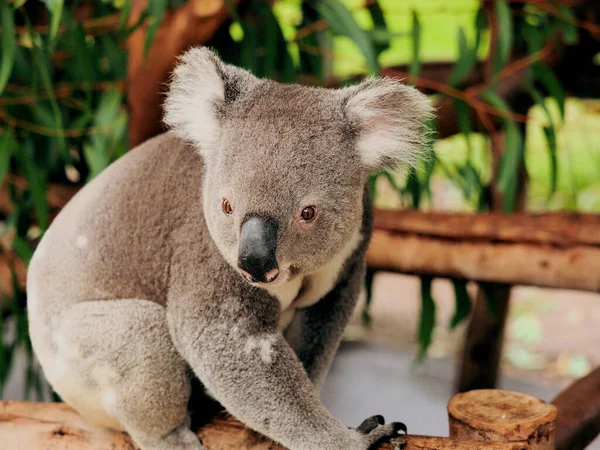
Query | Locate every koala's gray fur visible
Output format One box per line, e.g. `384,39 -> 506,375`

28,47 -> 432,450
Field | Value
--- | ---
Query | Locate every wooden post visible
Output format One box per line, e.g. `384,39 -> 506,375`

448,390 -> 557,450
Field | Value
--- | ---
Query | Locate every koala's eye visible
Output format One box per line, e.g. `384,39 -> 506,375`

222,199 -> 233,215
300,206 -> 316,221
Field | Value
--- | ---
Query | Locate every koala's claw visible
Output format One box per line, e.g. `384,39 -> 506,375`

361,420 -> 408,450
392,421 -> 407,435
356,415 -> 385,434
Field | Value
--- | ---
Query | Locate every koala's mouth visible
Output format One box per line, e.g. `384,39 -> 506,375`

238,264 -> 300,287
238,267 -> 280,285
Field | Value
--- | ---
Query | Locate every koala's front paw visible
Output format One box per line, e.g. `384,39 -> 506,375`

355,415 -> 407,450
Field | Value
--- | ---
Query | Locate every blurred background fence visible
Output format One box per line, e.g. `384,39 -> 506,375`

0,0 -> 599,400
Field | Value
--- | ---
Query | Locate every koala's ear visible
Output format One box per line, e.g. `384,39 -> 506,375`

344,77 -> 434,170
163,47 -> 258,154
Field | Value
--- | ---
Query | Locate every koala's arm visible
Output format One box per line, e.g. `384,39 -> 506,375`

167,286 -> 366,450
285,257 -> 365,390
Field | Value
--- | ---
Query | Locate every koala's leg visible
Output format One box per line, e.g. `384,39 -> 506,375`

167,287 -> 405,450
48,299 -> 203,450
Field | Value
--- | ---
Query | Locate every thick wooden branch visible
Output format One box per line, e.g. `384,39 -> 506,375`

0,400 -> 532,450
126,0 -> 243,147
552,367 -> 600,450
373,209 -> 600,248
367,210 -> 600,292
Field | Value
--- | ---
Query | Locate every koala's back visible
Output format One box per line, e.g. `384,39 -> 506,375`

28,132 -> 205,317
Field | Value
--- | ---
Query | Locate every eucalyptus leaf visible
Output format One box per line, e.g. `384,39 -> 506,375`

534,63 -> 565,120
556,6 -> 578,45
316,0 -> 379,74
0,2 -> 16,96
493,0 -> 513,74
409,11 -> 421,77
450,280 -> 471,329
144,0 -> 167,58
0,130 -> 15,186
15,140 -> 49,231
417,276 -> 436,361
41,0 -> 64,42
367,1 -> 389,56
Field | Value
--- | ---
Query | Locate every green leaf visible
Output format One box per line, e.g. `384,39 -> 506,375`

144,0 -> 167,58
527,84 -> 558,199
85,88 -> 123,179
316,0 -> 379,74
255,3 -> 279,79
406,166 -> 421,209
367,1 -> 389,56
15,140 -> 49,231
417,276 -> 436,360
481,90 -> 523,213
41,0 -> 64,42
31,35 -> 66,159
556,6 -> 578,45
454,99 -> 473,154
534,63 -> 565,120
450,280 -> 471,329
0,130 -> 15,186
11,236 -> 34,264
448,29 -> 475,87
409,10 -> 421,77
493,0 -> 513,74
367,172 -> 379,201
0,2 -> 16,96
542,125 -> 558,199
67,15 -> 95,108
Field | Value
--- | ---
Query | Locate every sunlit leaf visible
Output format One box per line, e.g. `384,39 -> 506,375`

316,0 -> 379,74
493,0 -> 513,74
534,63 -> 565,120
417,276 -> 436,360
144,0 -> 167,58
41,0 -> 64,42
448,29 -> 476,87
481,90 -> 523,212
450,280 -> 471,329
527,84 -> 558,198
0,2 -> 16,95
409,11 -> 421,77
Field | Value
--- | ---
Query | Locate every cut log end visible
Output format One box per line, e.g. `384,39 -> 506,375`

448,390 -> 557,450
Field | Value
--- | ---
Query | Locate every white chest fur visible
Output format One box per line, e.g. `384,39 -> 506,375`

265,230 -> 362,329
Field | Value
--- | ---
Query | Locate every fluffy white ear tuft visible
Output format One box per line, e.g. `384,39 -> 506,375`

345,77 -> 434,170
163,47 -> 227,154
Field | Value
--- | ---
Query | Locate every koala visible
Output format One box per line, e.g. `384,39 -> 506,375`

27,47 -> 432,450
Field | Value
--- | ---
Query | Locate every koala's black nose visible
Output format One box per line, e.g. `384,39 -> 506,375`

238,216 -> 279,283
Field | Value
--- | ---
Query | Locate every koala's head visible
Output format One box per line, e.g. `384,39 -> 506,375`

164,47 -> 432,287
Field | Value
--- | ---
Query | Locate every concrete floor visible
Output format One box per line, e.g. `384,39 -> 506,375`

322,341 -> 561,435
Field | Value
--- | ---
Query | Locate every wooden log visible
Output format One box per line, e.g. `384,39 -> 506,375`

552,367 -> 600,450
373,209 -> 600,248
0,400 -> 532,450
366,229 -> 600,292
448,390 -> 557,450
